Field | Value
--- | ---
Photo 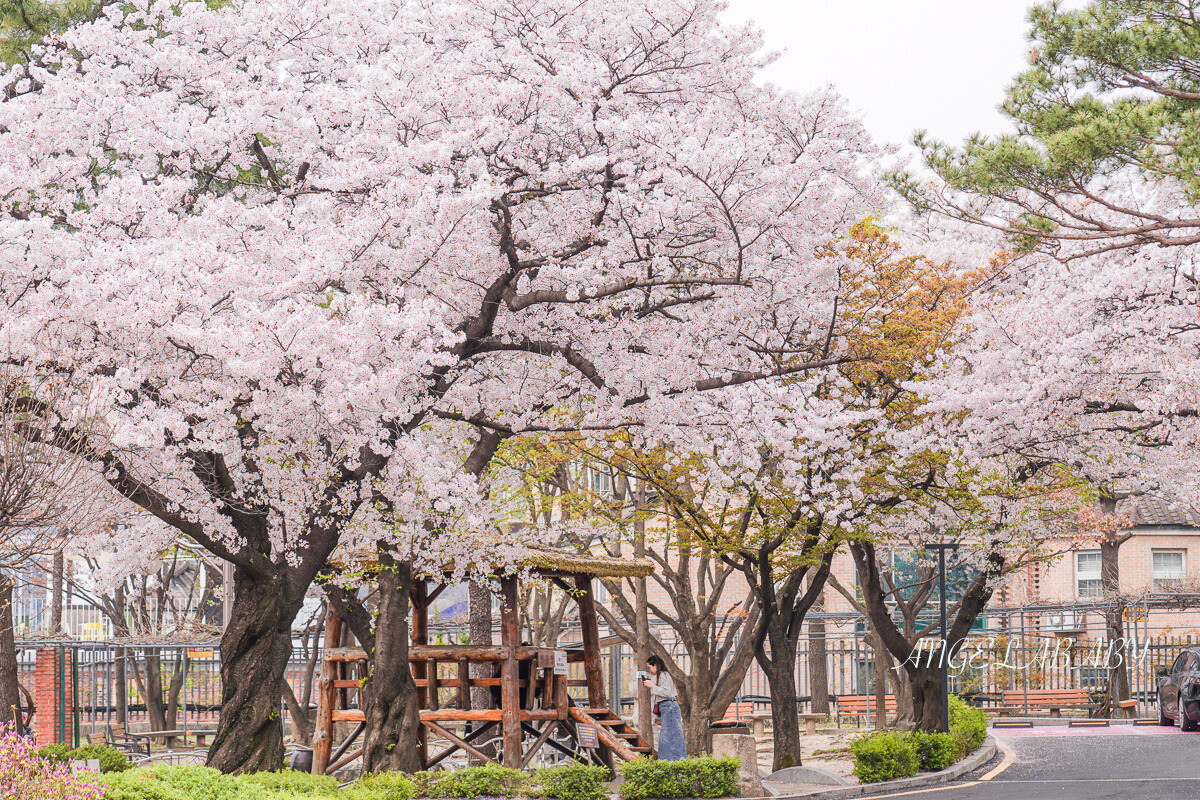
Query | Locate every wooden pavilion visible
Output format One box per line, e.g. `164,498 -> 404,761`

310,547 -> 656,774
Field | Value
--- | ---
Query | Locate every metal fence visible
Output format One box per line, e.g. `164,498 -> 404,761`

593,621 -> 1200,722
16,640 -> 321,745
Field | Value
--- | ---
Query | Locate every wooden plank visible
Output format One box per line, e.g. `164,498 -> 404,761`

501,576 -> 522,767
425,720 -> 500,766
311,613 -> 343,774
458,657 -> 470,712
569,707 -> 636,762
520,721 -> 559,769
332,709 -> 367,722
412,678 -> 524,689
414,709 -> 560,722
428,658 -> 440,711
574,575 -> 607,709
327,747 -> 364,774
324,647 -> 369,662
426,721 -> 497,769
555,672 -> 568,721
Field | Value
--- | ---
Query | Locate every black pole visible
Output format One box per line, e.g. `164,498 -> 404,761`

939,547 -> 949,734
926,543 -> 959,734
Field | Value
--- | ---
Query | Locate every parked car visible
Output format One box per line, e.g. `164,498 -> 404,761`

1156,647 -> 1200,730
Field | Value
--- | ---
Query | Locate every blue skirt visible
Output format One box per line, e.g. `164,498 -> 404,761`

656,698 -> 686,761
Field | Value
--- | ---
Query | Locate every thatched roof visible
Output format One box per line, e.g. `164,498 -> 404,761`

520,545 -> 654,578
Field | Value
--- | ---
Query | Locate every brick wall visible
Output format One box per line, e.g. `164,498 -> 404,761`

33,647 -> 75,746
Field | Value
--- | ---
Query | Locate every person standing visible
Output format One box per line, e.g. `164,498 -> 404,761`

643,655 -> 685,760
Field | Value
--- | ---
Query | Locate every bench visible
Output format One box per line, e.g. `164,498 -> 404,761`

107,725 -> 150,757
1000,689 -> 1097,717
835,695 -> 897,727
719,702 -> 771,735
127,728 -> 217,749
716,703 -> 823,736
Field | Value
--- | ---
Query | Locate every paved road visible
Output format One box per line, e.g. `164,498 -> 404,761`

859,723 -> 1200,800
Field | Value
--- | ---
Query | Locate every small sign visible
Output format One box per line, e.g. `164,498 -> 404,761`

553,650 -> 568,675
538,650 -> 555,669
576,723 -> 598,749
187,649 -> 214,658
69,759 -> 101,773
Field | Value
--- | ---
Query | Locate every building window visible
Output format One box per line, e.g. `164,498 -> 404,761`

589,465 -> 611,495
1152,549 -> 1185,590
1075,551 -> 1102,597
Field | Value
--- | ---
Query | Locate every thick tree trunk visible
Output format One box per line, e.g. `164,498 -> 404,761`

468,581 -> 494,713
0,573 -> 23,730
1099,527 -> 1132,709
758,638 -> 801,770
808,589 -> 829,716
362,553 -> 421,774
907,665 -> 943,733
50,549 -> 64,634
679,650 -> 714,756
115,647 -> 127,725
140,650 -> 168,731
888,655 -> 912,727
206,568 -> 297,773
868,632 -> 887,730
165,655 -> 188,731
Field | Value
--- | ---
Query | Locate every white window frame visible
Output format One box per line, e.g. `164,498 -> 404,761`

1152,549 -> 1185,590
1075,551 -> 1102,598
589,464 -> 611,495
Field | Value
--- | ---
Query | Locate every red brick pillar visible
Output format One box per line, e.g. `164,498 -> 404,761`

33,647 -> 74,746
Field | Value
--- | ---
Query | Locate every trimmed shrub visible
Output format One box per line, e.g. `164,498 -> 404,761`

948,696 -> 987,757
355,770 -> 417,800
238,769 -> 339,796
100,765 -> 238,800
618,756 -> 738,799
850,732 -> 918,783
68,743 -> 133,773
529,764 -> 610,800
912,731 -> 957,772
410,766 -> 529,798
36,742 -> 73,764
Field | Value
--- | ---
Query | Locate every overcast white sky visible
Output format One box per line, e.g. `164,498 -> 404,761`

721,1 -> 1042,151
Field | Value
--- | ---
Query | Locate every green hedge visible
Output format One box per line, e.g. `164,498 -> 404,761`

101,765 -> 343,800
95,763 -> 601,800
37,741 -> 132,773
850,732 -> 918,783
618,757 -> 738,800
912,732 -> 957,772
355,770 -> 417,800
850,695 -> 990,784
530,764 -> 610,800
948,696 -> 987,755
411,766 -> 529,798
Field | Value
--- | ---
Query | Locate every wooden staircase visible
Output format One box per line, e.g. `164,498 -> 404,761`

568,704 -> 655,761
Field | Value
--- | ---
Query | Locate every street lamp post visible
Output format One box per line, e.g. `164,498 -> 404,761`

926,543 -> 959,733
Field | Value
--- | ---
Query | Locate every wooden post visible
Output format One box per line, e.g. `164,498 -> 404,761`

574,575 -> 607,709
554,672 -> 568,721
311,612 -> 343,774
458,657 -> 470,711
427,658 -> 440,711
412,580 -> 429,766
500,576 -> 522,766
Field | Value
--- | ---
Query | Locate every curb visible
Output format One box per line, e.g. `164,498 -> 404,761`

751,736 -> 998,800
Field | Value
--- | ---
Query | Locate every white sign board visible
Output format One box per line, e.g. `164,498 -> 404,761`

553,650 -> 568,675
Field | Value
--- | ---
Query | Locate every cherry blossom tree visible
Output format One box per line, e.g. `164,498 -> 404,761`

0,0 -> 887,772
